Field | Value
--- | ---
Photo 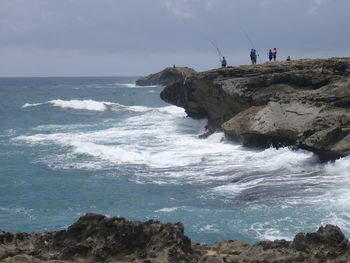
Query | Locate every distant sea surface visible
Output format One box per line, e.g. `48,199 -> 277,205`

1,76 -> 350,244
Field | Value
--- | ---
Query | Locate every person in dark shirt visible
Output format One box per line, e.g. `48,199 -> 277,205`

250,49 -> 257,65
221,56 -> 227,67
272,48 -> 277,61
268,49 -> 273,61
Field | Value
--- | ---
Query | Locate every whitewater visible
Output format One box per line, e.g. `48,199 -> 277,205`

0,76 -> 350,244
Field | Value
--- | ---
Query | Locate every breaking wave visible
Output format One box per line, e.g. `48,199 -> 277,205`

22,99 -> 151,112
116,83 -> 159,88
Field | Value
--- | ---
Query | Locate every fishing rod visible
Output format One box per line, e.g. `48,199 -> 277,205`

209,39 -> 224,64
240,27 -> 262,63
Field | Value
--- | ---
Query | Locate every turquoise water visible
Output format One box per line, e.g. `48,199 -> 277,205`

1,77 -> 350,244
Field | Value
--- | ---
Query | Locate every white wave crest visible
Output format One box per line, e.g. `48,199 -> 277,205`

324,156 -> 350,177
116,83 -> 159,88
49,99 -> 108,111
198,224 -> 220,233
22,102 -> 43,108
155,207 -> 181,213
117,83 -> 137,88
22,99 -> 108,111
21,99 -> 154,112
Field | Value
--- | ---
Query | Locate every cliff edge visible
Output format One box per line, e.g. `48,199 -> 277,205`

142,58 -> 350,161
1,214 -> 350,262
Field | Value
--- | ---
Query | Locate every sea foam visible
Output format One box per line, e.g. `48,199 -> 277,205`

324,156 -> 350,177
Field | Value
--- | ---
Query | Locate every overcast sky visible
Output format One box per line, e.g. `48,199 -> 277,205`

0,0 -> 349,77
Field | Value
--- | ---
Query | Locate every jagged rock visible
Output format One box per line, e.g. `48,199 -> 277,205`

292,225 -> 348,253
136,67 -> 196,86
159,58 -> 350,160
1,214 -> 350,262
0,213 -> 195,263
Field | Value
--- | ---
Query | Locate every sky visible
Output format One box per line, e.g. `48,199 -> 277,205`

0,0 -> 349,77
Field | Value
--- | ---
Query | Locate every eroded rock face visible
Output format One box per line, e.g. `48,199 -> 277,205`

1,214 -> 350,263
159,58 -> 350,160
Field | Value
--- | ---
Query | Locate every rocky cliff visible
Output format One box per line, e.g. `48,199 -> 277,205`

1,214 -> 350,263
153,58 -> 350,161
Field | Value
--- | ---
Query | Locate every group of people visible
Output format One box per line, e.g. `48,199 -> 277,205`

251,48 -> 278,65
220,48 -> 291,68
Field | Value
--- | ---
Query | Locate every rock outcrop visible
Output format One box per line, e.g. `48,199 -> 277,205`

136,67 -> 196,86
0,213 -> 195,263
155,58 -> 350,160
1,214 -> 350,262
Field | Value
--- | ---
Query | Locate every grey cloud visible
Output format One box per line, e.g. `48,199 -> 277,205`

0,0 -> 349,76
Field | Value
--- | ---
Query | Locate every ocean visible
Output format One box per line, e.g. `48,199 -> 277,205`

0,76 -> 350,244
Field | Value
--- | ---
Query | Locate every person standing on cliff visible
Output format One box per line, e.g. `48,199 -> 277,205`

272,48 -> 277,61
221,56 -> 227,68
250,49 -> 257,65
268,49 -> 273,61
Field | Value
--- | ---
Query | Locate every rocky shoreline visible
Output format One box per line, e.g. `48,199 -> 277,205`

138,58 -> 350,161
3,59 -> 349,263
1,213 -> 350,262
